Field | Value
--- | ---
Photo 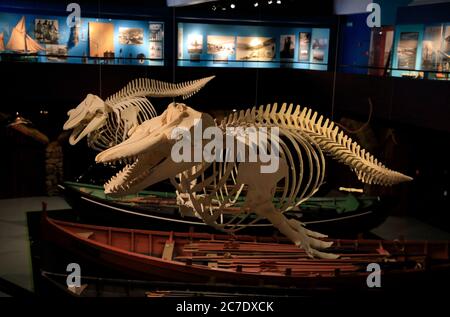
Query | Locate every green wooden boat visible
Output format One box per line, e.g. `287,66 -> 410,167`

59,181 -> 386,235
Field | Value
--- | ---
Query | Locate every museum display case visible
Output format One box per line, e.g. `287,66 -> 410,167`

0,0 -> 449,311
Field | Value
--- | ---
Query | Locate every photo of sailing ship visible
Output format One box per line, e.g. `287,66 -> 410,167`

35,19 -> 58,44
397,32 -> 419,70
5,16 -> 44,53
187,34 -> 203,54
118,27 -> 144,45
236,36 -> 276,61
299,32 -> 311,61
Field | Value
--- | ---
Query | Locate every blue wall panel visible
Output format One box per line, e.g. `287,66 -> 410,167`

0,11 -> 164,66
177,22 -> 329,71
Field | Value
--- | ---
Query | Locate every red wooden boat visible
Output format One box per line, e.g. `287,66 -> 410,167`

42,206 -> 450,290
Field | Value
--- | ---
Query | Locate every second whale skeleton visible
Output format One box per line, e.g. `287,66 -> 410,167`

63,76 -> 215,151
95,103 -> 412,259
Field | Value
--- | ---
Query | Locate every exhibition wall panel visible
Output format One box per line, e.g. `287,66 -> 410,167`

392,22 -> 449,80
177,22 -> 330,70
0,11 -> 164,66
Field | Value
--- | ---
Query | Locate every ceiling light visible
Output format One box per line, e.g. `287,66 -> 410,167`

268,0 -> 273,4
230,3 -> 235,9
212,5 -> 216,10
277,0 -> 281,4
254,2 -> 259,7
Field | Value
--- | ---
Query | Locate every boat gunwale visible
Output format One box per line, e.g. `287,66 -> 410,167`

49,216 -> 450,247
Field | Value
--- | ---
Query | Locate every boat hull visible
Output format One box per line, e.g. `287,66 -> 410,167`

41,213 -> 450,290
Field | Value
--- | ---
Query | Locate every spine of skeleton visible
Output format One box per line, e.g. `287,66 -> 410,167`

106,76 -> 215,107
220,103 -> 413,186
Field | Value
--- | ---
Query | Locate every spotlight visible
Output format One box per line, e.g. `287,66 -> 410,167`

232,109 -> 237,112
230,3 -> 235,9
268,0 -> 273,4
254,2 -> 259,7
277,0 -> 281,4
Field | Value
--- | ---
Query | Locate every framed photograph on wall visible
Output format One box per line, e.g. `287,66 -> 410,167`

187,34 -> 203,62
118,27 -> 144,45
298,32 -> 311,61
149,23 -> 164,60
149,42 -> 162,59
149,23 -> 164,41
45,44 -> 67,62
178,27 -> 183,59
207,35 -> 235,56
280,35 -> 295,59
421,26 -> 443,70
35,19 -> 58,44
236,37 -> 276,61
444,25 -> 450,57
187,34 -> 203,54
311,37 -> 328,62
397,32 -> 419,70
207,35 -> 234,63
88,22 -> 114,58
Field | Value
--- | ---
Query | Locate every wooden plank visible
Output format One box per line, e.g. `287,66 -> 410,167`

75,231 -> 94,239
148,234 -> 152,256
108,229 -> 112,245
162,241 -> 175,261
67,284 -> 88,295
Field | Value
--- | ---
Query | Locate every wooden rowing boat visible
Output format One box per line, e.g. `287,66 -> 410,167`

41,204 -> 450,289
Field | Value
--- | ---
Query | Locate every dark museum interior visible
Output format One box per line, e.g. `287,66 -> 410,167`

0,0 -> 449,306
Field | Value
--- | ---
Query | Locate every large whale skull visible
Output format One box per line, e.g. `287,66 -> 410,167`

63,94 -> 107,145
96,103 -> 214,196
